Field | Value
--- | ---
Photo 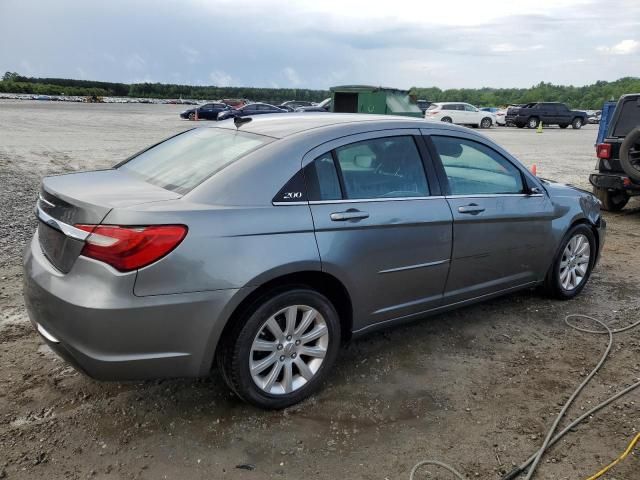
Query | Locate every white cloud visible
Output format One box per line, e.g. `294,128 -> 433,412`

597,39 -> 640,55
209,70 -> 232,86
283,67 -> 301,85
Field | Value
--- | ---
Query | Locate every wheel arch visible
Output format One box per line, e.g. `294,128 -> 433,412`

209,270 -> 354,373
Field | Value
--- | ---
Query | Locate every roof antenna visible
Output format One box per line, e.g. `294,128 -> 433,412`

234,117 -> 252,129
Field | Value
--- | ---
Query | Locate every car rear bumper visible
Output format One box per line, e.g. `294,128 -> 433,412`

23,230 -> 243,380
589,173 -> 640,192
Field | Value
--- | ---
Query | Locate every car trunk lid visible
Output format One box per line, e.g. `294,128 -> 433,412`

37,169 -> 180,273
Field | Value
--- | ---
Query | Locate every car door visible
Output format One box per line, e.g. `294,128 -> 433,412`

200,104 -> 215,120
424,131 -> 555,304
464,104 -> 480,125
304,130 -> 453,333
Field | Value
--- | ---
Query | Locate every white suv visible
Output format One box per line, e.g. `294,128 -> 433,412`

425,102 -> 495,128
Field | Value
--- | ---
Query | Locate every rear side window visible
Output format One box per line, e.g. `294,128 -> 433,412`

431,136 -> 524,195
119,128 -> 271,194
304,153 -> 342,201
334,136 -> 429,199
612,97 -> 640,137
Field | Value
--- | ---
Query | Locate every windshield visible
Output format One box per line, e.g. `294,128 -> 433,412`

119,128 -> 272,194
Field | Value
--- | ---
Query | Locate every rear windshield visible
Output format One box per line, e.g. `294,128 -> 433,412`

119,128 -> 272,194
611,97 -> 640,138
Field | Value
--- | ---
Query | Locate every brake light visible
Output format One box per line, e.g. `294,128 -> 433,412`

429,110 -> 440,115
596,143 -> 611,159
75,224 -> 187,272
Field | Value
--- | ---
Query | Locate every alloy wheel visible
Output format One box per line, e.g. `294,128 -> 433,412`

559,234 -> 591,291
249,305 -> 329,395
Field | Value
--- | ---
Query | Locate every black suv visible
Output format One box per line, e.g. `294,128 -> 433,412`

506,102 -> 588,129
589,94 -> 640,211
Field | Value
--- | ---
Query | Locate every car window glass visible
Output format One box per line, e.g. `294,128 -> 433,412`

334,136 -> 429,199
431,136 -> 524,195
304,153 -> 342,201
119,128 -> 271,194
464,104 -> 476,112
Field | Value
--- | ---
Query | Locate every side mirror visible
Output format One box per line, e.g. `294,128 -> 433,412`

529,186 -> 542,194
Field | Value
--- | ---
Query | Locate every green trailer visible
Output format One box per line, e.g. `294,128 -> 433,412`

330,85 -> 423,118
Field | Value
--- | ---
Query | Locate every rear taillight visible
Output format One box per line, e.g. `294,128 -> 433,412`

74,224 -> 187,272
429,110 -> 440,115
596,143 -> 611,159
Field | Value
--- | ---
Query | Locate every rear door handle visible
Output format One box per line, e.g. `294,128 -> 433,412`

458,204 -> 485,215
330,210 -> 370,221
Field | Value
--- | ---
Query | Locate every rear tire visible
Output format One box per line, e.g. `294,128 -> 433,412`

593,186 -> 629,211
217,288 -> 341,409
571,117 -> 583,129
544,224 -> 596,300
441,117 -> 453,123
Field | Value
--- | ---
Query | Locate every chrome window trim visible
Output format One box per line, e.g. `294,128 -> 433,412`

445,193 -> 544,199
36,203 -> 91,241
273,193 -> 543,206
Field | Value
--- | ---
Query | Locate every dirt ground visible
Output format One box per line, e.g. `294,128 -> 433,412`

0,101 -> 638,479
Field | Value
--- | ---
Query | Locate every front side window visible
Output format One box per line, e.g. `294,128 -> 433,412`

119,128 -> 271,194
334,136 -> 429,199
464,104 -> 477,112
431,136 -> 524,195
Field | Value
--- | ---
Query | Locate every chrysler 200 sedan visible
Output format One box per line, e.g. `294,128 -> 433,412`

24,114 -> 605,409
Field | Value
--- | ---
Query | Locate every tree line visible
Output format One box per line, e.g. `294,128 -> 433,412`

409,77 -> 640,110
2,72 -> 639,109
0,72 -> 329,103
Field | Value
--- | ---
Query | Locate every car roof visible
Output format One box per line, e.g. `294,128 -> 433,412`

211,113 -> 471,139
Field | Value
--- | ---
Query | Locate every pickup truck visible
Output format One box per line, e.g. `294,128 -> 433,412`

505,102 -> 588,129
589,94 -> 640,211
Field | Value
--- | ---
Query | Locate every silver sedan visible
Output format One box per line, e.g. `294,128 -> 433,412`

24,114 -> 605,408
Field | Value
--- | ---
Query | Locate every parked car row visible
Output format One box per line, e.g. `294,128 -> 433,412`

180,98 -> 332,121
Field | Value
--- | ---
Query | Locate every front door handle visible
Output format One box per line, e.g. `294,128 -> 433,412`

458,204 -> 485,215
330,209 -> 370,221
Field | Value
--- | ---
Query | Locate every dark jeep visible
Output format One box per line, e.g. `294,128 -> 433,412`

506,102 -> 588,129
589,94 -> 640,211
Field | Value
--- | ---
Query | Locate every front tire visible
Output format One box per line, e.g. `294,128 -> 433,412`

544,224 -> 596,300
218,288 -> 341,409
571,117 -> 583,129
527,117 -> 540,129
593,186 -> 629,211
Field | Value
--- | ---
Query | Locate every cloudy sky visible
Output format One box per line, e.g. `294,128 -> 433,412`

1,0 -> 638,89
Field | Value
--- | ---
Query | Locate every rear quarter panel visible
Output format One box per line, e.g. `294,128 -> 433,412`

103,203 -> 321,296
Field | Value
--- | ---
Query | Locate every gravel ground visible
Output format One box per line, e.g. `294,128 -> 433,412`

0,101 -> 638,479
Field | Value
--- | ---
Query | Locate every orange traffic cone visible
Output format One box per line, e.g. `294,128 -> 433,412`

531,164 -> 537,176
194,108 -> 199,121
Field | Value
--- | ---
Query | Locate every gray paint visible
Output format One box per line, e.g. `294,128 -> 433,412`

23,114 -> 606,380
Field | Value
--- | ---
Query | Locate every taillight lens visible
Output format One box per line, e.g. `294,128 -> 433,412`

596,143 -> 611,159
75,224 -> 187,272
